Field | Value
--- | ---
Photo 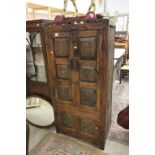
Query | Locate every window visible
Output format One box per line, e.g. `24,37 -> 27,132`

116,15 -> 129,32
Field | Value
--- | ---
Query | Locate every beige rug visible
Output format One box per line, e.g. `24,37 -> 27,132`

29,132 -> 108,155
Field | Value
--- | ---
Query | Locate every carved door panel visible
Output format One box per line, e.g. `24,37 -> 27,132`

50,32 -> 75,106
78,118 -> 102,140
76,30 -> 102,112
50,32 -> 72,104
59,111 -> 77,136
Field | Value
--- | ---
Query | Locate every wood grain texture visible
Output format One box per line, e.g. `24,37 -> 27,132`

44,19 -> 115,150
79,37 -> 97,60
54,38 -> 70,58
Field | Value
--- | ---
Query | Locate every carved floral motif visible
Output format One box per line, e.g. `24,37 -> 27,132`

56,64 -> 70,80
79,37 -> 96,60
58,86 -> 72,101
80,66 -> 96,82
80,119 -> 94,134
54,38 -> 69,57
61,113 -> 74,128
80,88 -> 96,106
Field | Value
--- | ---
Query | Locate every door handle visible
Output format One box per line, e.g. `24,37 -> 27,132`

70,57 -> 79,71
74,46 -> 77,49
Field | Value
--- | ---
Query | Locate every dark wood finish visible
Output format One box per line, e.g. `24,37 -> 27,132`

45,18 -> 115,150
117,106 -> 129,129
26,20 -> 53,103
26,123 -> 29,155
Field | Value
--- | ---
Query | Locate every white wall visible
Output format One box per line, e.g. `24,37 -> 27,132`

105,0 -> 129,14
27,0 -> 128,14
27,0 -> 106,14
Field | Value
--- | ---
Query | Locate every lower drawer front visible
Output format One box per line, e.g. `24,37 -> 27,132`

56,111 -> 103,146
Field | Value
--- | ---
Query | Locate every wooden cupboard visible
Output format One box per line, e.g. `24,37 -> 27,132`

44,18 -> 115,149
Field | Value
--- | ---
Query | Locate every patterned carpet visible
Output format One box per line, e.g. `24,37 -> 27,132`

108,81 -> 129,144
29,132 -> 108,155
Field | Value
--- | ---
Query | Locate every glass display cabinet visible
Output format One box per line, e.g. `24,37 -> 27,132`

26,20 -> 52,102
26,32 -> 47,82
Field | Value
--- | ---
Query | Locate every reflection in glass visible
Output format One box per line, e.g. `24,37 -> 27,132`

26,32 -> 47,82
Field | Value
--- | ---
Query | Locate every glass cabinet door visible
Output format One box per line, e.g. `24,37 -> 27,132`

26,31 -> 47,83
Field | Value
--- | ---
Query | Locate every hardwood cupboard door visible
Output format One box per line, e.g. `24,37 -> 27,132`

76,30 -> 103,112
48,31 -> 79,107
50,30 -> 102,111
46,28 -> 103,137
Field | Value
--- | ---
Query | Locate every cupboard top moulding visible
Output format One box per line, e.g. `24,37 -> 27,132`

44,17 -> 115,149
46,18 -> 112,33
26,19 -> 52,29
